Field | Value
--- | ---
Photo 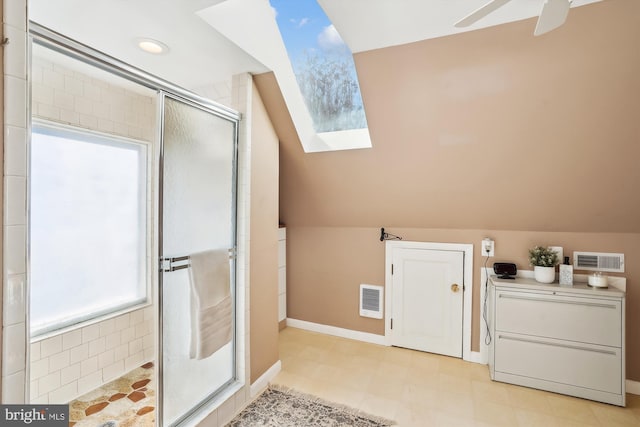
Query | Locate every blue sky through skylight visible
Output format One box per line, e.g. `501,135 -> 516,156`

270,0 -> 367,133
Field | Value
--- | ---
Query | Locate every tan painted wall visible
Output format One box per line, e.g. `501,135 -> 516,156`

269,0 -> 640,380
249,81 -> 280,383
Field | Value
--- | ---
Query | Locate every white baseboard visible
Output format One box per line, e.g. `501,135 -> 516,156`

286,318 -> 387,346
627,379 -> 640,396
466,351 -> 484,364
249,360 -> 281,397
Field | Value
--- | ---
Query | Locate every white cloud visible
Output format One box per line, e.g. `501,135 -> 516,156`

289,17 -> 310,28
317,25 -> 346,52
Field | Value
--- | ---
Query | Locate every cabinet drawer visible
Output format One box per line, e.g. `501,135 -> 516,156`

495,333 -> 622,395
495,290 -> 621,346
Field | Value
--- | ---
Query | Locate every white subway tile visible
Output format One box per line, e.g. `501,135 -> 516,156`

79,113 -> 98,129
42,69 -> 64,90
4,1 -> 27,30
30,358 -> 49,380
60,363 -> 81,385
4,76 -> 26,128
31,342 -> 41,362
59,108 -> 80,125
3,24 -> 26,78
115,313 -> 131,330
124,351 -> 144,372
49,380 -> 77,404
129,338 -> 143,355
69,343 -> 88,365
88,337 -> 106,357
2,322 -> 25,376
80,356 -> 98,376
62,330 -> 82,350
5,225 -> 26,275
30,379 -> 39,401
121,326 -> 135,343
31,395 -> 49,405
2,370 -> 26,404
143,348 -> 155,362
83,82 -> 101,101
102,360 -> 125,383
35,102 -> 61,121
143,334 -> 154,351
93,102 -> 110,119
105,331 -> 121,349
135,320 -> 150,338
4,125 -> 27,176
48,350 -> 70,372
130,310 -> 144,326
99,318 -> 115,337
40,335 -> 62,359
64,75 -> 84,96
82,323 -> 100,343
54,90 -> 75,110
39,371 -> 61,395
74,96 -> 93,115
114,344 -> 128,362
3,274 -> 25,326
98,349 -> 114,369
32,82 -> 54,105
98,118 -> 114,133
53,63 -> 74,77
77,370 -> 102,396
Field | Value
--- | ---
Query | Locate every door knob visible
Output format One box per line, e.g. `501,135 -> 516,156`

451,284 -> 460,293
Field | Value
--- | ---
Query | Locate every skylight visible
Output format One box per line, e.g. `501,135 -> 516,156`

270,0 -> 367,134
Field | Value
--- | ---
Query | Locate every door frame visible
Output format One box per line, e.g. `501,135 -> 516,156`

385,241 -> 474,361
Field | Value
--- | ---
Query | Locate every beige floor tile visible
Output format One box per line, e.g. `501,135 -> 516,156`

473,400 -> 518,427
588,401 -> 640,427
276,328 -> 640,427
547,393 -> 602,426
471,379 -> 510,405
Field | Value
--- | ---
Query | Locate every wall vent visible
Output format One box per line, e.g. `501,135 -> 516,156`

573,252 -> 624,273
360,284 -> 383,319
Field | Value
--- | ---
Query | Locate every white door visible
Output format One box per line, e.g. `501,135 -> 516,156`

391,248 -> 464,357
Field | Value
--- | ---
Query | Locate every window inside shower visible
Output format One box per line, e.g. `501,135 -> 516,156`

29,122 -> 150,337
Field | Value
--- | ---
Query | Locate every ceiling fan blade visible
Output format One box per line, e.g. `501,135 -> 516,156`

534,0 -> 572,36
455,0 -> 513,27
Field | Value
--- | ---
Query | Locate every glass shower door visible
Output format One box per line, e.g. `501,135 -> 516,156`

160,94 -> 238,426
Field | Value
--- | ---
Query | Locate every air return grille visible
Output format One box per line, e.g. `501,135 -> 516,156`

573,252 -> 624,273
360,284 -> 383,319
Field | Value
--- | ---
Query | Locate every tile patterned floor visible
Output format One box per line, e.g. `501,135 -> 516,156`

273,327 -> 640,427
69,362 -> 155,427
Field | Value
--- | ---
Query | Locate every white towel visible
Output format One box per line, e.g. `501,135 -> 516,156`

188,249 -> 232,360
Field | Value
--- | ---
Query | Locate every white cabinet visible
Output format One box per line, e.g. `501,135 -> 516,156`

278,227 -> 286,322
489,276 -> 625,406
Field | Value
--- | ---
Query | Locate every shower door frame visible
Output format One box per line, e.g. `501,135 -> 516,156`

28,23 -> 243,427
157,91 -> 240,427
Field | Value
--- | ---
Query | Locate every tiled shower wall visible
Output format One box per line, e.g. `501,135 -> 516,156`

29,54 -> 157,404
30,307 -> 154,404
31,55 -> 156,141
2,0 -> 29,404
2,5 -> 158,403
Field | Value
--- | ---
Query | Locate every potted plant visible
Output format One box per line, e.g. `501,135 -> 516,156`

528,246 -> 559,283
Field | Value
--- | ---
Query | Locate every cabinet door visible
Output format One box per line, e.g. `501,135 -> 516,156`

495,333 -> 622,395
495,290 -> 621,347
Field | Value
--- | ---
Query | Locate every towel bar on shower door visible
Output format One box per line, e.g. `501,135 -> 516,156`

161,255 -> 190,272
161,249 -> 236,273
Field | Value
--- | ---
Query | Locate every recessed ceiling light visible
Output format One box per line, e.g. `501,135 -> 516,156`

136,38 -> 169,54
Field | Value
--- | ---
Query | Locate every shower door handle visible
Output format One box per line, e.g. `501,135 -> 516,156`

161,256 -> 190,272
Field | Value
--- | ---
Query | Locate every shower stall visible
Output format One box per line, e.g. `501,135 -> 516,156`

26,25 -> 243,426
